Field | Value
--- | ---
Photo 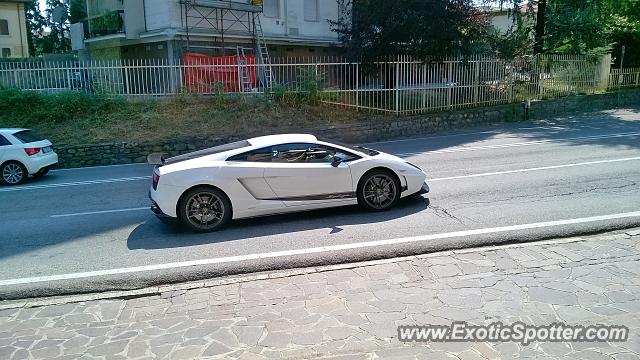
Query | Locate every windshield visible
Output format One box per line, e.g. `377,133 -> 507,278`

329,140 -> 380,156
12,130 -> 45,144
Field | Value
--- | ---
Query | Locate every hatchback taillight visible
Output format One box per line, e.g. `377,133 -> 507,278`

24,147 -> 41,156
152,172 -> 160,190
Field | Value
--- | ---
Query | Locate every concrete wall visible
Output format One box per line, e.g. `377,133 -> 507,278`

144,0 -> 172,32
0,1 -> 29,58
156,0 -> 339,43
54,89 -> 640,168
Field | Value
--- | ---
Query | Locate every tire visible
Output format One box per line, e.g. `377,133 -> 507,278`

33,168 -> 50,178
1,161 -> 27,185
357,170 -> 401,211
178,186 -> 232,232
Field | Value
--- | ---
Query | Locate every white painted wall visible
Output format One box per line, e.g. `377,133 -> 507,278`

0,2 -> 29,57
145,0 -> 173,32
490,12 -> 514,33
162,0 -> 339,43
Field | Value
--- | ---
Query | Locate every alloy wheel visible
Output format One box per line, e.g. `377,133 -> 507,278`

362,174 -> 397,210
185,191 -> 225,230
2,163 -> 24,185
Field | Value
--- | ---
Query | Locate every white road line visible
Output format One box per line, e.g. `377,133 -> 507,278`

2,211 -> 640,287
397,132 -> 640,156
428,156 -> 640,182
50,162 -> 148,172
0,176 -> 149,192
50,207 -> 149,218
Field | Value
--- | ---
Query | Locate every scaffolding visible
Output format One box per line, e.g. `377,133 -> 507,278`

179,0 -> 273,88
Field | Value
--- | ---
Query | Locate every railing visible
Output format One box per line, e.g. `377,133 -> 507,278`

0,55 -> 617,114
609,67 -> 640,89
85,10 -> 125,39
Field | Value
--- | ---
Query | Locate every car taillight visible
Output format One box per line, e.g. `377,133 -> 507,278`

152,172 -> 160,190
24,147 -> 41,156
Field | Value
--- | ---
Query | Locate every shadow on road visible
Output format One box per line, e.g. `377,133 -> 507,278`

369,109 -> 640,156
127,196 -> 430,250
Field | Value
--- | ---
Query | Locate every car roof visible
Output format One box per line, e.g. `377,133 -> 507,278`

0,128 -> 29,135
247,134 -> 318,147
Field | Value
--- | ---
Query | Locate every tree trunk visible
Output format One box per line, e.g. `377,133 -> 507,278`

534,0 -> 547,54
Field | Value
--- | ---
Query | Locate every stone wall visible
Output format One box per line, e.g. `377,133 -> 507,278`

55,89 -> 640,168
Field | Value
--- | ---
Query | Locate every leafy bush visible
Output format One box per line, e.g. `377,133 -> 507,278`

270,67 -> 333,106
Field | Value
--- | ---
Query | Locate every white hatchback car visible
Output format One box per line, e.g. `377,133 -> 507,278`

0,128 -> 58,185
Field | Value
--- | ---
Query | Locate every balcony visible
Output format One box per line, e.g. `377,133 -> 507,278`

83,10 -> 125,39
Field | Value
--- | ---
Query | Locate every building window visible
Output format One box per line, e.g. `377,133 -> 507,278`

263,0 -> 279,18
1,48 -> 11,57
0,20 -> 8,35
304,0 -> 318,22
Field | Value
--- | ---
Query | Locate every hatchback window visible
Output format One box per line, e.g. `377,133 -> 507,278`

12,130 -> 45,144
0,134 -> 11,146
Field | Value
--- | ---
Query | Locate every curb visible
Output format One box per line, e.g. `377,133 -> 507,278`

2,227 -> 637,311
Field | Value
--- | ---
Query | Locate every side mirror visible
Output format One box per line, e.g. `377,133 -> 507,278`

331,156 -> 343,167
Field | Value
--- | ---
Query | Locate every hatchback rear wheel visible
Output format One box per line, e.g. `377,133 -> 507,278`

178,187 -> 232,232
1,162 -> 27,185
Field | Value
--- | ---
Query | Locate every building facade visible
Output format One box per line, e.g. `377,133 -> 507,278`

0,0 -> 30,58
71,0 -> 344,61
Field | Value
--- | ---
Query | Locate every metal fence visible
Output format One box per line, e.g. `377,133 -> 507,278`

0,54 -> 630,114
610,67 -> 640,88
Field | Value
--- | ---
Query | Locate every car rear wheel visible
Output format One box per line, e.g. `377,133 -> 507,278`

357,170 -> 400,211
1,162 -> 27,185
178,187 -> 232,232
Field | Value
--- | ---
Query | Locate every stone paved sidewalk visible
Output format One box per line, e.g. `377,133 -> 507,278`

2,229 -> 640,359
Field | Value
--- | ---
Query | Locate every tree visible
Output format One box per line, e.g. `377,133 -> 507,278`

329,0 -> 489,62
24,0 -> 46,56
485,0 -> 639,63
40,0 -> 71,54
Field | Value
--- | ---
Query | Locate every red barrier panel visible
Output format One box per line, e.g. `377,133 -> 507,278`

183,52 -> 257,93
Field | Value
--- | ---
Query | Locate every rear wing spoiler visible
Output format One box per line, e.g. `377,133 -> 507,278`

147,153 -> 166,166
146,140 -> 252,166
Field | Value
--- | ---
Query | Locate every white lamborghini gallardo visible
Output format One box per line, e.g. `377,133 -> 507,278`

148,134 -> 429,232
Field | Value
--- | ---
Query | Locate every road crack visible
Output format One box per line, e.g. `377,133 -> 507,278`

429,204 -> 467,225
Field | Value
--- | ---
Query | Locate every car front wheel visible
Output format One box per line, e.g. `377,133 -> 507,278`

1,162 -> 27,185
357,170 -> 400,211
178,187 -> 232,232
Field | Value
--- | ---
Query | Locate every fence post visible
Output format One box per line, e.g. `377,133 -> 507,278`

636,71 -> 639,87
355,63 -> 359,109
472,60 -> 480,105
447,61 -> 453,109
13,67 -> 19,87
124,61 -> 131,95
422,62 -> 426,111
395,60 -> 400,114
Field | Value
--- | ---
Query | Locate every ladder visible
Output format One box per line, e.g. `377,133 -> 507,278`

253,13 -> 274,90
236,46 -> 253,92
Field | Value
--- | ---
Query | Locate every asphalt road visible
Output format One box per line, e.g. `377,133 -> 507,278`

2,109 -> 640,299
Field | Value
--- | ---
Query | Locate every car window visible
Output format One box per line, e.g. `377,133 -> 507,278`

227,146 -> 273,162
12,130 -> 45,144
272,143 -> 359,163
0,134 -> 11,146
227,143 -> 361,163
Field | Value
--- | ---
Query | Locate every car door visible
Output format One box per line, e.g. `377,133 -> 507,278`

225,146 -> 287,216
262,143 -> 355,206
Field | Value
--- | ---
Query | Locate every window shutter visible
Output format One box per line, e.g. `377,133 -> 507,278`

304,0 -> 318,22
